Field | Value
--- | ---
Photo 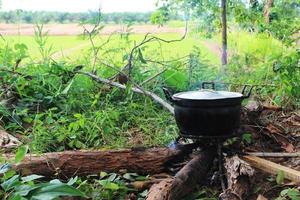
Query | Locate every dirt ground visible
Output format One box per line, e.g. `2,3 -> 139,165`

0,23 -> 185,36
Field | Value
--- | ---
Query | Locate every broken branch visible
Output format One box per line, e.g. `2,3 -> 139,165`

246,152 -> 300,158
242,155 -> 300,183
78,71 -> 174,114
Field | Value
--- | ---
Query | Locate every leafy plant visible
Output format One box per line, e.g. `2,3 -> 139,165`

76,172 -> 148,200
276,188 -> 300,200
0,146 -> 86,200
34,23 -> 53,62
0,173 -> 86,200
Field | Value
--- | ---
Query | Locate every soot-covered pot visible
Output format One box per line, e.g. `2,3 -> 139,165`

163,82 -> 253,138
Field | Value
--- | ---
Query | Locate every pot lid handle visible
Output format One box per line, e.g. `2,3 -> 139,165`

201,82 -> 215,90
199,89 -> 218,93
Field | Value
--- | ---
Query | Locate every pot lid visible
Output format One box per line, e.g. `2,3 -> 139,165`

173,90 -> 243,100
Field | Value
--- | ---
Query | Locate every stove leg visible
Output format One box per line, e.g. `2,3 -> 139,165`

217,139 -> 227,192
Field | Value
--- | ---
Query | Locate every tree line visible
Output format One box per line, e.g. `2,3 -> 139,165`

0,10 -> 160,24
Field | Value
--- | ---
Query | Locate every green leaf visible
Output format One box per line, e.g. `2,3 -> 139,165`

139,189 -> 148,197
67,176 -> 78,186
280,188 -> 289,196
276,170 -> 285,184
21,175 -> 44,183
242,133 -> 252,144
138,48 -> 147,64
163,69 -> 188,90
61,79 -> 74,95
123,173 -> 133,180
49,179 -> 62,184
14,184 -> 41,196
9,194 -> 27,200
30,183 -> 86,200
100,171 -> 108,179
74,141 -> 82,148
136,175 -> 147,181
0,163 -> 11,174
287,188 -> 300,199
279,188 -> 300,200
15,145 -> 29,164
107,173 -> 117,182
1,175 -> 20,191
3,170 -> 17,180
98,180 -> 119,191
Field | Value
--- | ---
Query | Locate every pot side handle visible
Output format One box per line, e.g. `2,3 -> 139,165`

241,85 -> 254,99
162,87 -> 175,103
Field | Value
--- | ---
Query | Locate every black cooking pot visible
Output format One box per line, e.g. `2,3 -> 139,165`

163,82 -> 253,138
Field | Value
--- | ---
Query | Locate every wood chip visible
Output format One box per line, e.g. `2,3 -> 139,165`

257,194 -> 268,200
0,128 -> 21,150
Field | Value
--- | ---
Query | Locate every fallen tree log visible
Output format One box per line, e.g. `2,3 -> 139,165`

3,146 -> 195,179
146,147 -> 216,200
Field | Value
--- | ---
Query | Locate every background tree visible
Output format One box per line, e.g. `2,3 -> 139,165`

158,0 -> 299,67
221,0 -> 227,68
150,6 -> 169,26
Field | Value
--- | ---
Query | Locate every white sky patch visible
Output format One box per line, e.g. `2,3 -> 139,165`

1,0 -> 157,13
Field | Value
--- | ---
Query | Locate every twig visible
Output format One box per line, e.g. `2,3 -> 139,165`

140,68 -> 168,85
110,21 -> 189,79
78,71 -> 174,114
0,68 -> 28,77
246,152 -> 300,158
81,8 -> 103,73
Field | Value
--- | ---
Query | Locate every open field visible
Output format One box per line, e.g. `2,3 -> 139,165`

0,23 -> 185,36
0,24 -> 223,66
2,34 -> 220,65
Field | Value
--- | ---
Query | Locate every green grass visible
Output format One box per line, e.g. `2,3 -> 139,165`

2,33 -> 220,65
3,35 -> 85,58
227,31 -> 285,60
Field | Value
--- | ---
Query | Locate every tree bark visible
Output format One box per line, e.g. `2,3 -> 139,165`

263,0 -> 273,24
4,147 -> 193,179
146,147 -> 217,200
219,156 -> 254,200
221,0 -> 228,69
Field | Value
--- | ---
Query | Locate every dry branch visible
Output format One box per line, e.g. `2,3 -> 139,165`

242,155 -> 300,183
246,152 -> 300,158
79,71 -> 174,114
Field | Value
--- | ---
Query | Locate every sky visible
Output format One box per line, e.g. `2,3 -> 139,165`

1,0 -> 157,13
